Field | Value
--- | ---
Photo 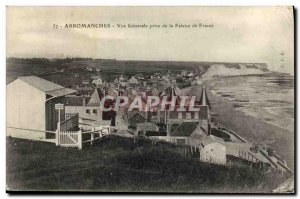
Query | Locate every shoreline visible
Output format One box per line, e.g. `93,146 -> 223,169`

210,92 -> 294,134
186,82 -> 294,170
207,74 -> 294,134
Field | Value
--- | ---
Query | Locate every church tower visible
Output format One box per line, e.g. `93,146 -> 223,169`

199,85 -> 211,135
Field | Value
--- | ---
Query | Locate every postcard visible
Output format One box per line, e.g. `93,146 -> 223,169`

6,6 -> 295,193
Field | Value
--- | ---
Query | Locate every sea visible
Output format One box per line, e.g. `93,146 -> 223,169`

208,73 -> 294,133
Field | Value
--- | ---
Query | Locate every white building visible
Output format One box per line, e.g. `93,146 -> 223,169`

86,67 -> 93,71
199,136 -> 227,165
7,76 -> 76,141
128,76 -> 139,84
65,88 -> 113,128
92,77 -> 103,86
65,88 -> 103,124
187,72 -> 195,77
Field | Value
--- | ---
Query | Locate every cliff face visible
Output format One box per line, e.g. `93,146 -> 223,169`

200,63 -> 269,79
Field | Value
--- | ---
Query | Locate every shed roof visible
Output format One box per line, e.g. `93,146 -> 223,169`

19,76 -> 63,92
170,122 -> 198,137
46,88 -> 76,98
136,122 -> 158,129
18,76 -> 76,97
201,136 -> 225,146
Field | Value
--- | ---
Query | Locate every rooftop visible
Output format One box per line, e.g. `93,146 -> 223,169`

19,76 -> 63,92
201,136 -> 225,146
170,122 -> 198,137
87,88 -> 104,106
18,76 -> 76,97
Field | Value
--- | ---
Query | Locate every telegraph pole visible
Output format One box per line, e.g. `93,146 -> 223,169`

55,103 -> 64,145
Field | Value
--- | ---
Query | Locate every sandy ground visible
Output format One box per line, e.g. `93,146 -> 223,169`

186,84 -> 294,170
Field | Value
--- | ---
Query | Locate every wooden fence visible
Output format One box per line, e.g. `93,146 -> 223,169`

8,123 -> 110,150
56,125 -> 111,149
81,125 -> 111,147
56,130 -> 81,148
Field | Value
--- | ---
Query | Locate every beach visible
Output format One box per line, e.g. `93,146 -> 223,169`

186,74 -> 294,170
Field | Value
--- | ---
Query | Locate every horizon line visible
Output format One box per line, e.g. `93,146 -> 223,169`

6,57 -> 268,65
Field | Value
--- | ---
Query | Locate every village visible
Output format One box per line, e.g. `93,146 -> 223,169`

6,62 -> 294,192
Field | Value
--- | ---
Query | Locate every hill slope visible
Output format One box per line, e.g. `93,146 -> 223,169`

7,136 -> 284,193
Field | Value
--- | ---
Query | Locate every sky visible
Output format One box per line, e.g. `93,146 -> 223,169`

7,6 -> 294,74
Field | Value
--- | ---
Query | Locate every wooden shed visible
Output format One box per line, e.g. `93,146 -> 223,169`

7,76 -> 76,141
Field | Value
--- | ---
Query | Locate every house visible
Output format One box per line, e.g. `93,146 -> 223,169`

86,67 -> 93,71
65,87 -> 112,127
138,87 -> 151,97
151,87 -> 160,96
125,111 -> 147,130
168,122 -> 200,145
127,76 -> 139,87
87,87 -> 104,106
82,80 -> 90,85
119,75 -> 126,82
64,95 -> 90,106
92,77 -> 103,86
149,77 -> 160,85
149,122 -> 206,145
199,136 -> 227,165
115,81 -> 127,89
187,71 -> 195,77
181,70 -> 188,76
91,75 -> 99,79
7,76 -> 76,141
136,122 -> 159,135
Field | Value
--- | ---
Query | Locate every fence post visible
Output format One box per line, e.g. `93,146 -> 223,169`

76,114 -> 79,129
78,130 -> 82,150
91,126 -> 95,145
57,121 -> 61,145
55,130 -> 59,146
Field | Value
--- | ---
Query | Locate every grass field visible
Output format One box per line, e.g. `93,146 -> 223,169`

6,136 -> 284,192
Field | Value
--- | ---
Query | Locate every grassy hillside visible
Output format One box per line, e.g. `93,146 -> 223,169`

6,136 -> 284,193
